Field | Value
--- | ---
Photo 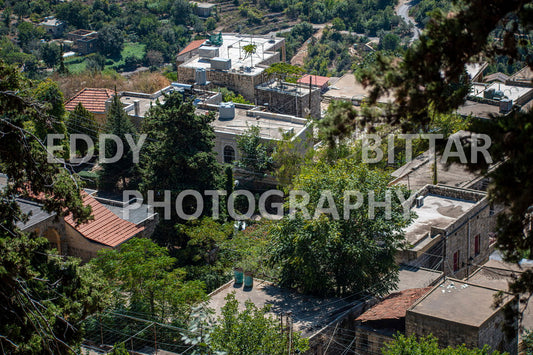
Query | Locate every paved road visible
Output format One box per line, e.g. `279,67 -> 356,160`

396,0 -> 421,43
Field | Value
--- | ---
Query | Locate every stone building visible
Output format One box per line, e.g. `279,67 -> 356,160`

177,33 -> 286,102
255,80 -> 321,119
116,84 -> 312,167
354,287 -> 432,354
190,2 -> 216,17
16,191 -> 156,262
468,259 -> 533,342
39,17 -> 66,38
398,185 -> 497,279
406,278 -> 518,354
64,88 -> 115,124
176,39 -> 207,64
66,29 -> 99,55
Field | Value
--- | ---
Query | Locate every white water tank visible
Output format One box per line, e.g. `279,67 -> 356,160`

195,68 -> 207,85
219,102 -> 235,120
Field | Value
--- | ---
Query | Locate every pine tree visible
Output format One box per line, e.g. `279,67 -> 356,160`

68,102 -> 100,157
98,92 -> 137,192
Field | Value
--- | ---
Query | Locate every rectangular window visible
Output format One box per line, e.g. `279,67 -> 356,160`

475,235 -> 480,256
453,250 -> 460,272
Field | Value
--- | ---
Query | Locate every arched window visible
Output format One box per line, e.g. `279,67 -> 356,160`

223,145 -> 235,164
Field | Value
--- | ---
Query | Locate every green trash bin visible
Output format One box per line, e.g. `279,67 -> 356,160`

244,271 -> 253,288
234,268 -> 243,285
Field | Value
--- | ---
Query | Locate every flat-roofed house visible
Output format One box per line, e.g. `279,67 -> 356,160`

407,278 -> 518,354
397,185 -> 497,279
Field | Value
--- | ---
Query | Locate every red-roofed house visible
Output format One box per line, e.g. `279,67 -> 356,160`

17,190 -> 154,262
297,74 -> 330,92
353,287 -> 432,354
176,39 -> 207,64
64,88 -> 115,124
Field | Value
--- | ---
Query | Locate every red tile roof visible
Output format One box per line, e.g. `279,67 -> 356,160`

64,88 -> 114,114
178,39 -> 207,56
297,74 -> 330,87
64,191 -> 144,247
356,287 -> 431,322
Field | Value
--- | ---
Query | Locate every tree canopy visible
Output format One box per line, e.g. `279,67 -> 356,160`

269,159 -> 412,296
0,61 -> 106,354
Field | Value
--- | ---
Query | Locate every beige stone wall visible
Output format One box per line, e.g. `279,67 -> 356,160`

63,224 -> 111,262
443,199 -> 494,278
406,310 -> 479,349
478,303 -> 518,355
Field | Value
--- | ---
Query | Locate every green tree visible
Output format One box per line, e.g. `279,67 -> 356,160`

243,43 -> 257,67
271,130 -> 312,189
210,293 -> 309,354
379,33 -> 400,51
236,125 -> 273,176
383,334 -> 503,354
140,92 -> 223,245
67,102 -> 100,157
265,62 -> 305,85
39,42 -> 61,68
98,25 -> 124,59
269,159 -> 411,296
29,80 -> 69,154
56,0 -> 90,29
0,61 -> 106,354
91,238 -> 206,322
17,22 -> 45,51
99,93 -> 137,192
205,17 -> 217,32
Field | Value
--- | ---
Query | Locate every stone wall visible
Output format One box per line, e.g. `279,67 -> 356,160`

406,297 -> 518,354
406,310 -> 479,348
255,84 -> 321,119
63,224 -> 111,262
478,301 -> 518,355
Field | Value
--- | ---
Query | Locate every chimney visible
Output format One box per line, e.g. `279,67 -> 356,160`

133,100 -> 140,116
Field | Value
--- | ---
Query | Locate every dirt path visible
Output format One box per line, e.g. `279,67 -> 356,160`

290,26 -> 326,66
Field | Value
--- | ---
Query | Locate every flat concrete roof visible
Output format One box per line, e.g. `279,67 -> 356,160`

323,73 -> 393,103
468,259 -> 533,334
391,151 -> 480,192
409,278 -> 514,328
403,194 -> 476,246
396,265 -> 443,291
180,34 -> 284,76
199,106 -> 308,140
120,95 -> 158,118
208,279 -> 355,336
472,83 -> 533,103
456,100 -> 500,119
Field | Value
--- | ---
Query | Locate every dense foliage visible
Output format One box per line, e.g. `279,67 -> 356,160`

384,334 -> 503,354
210,293 -> 309,354
269,159 -> 412,296
0,61 -> 106,354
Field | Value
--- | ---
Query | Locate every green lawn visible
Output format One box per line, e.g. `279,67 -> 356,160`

64,55 -> 87,74
65,42 -> 146,73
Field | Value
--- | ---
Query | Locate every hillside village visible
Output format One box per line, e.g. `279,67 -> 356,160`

1,1 -> 533,355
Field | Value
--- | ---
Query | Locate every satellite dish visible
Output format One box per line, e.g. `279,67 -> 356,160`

304,107 -> 311,115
